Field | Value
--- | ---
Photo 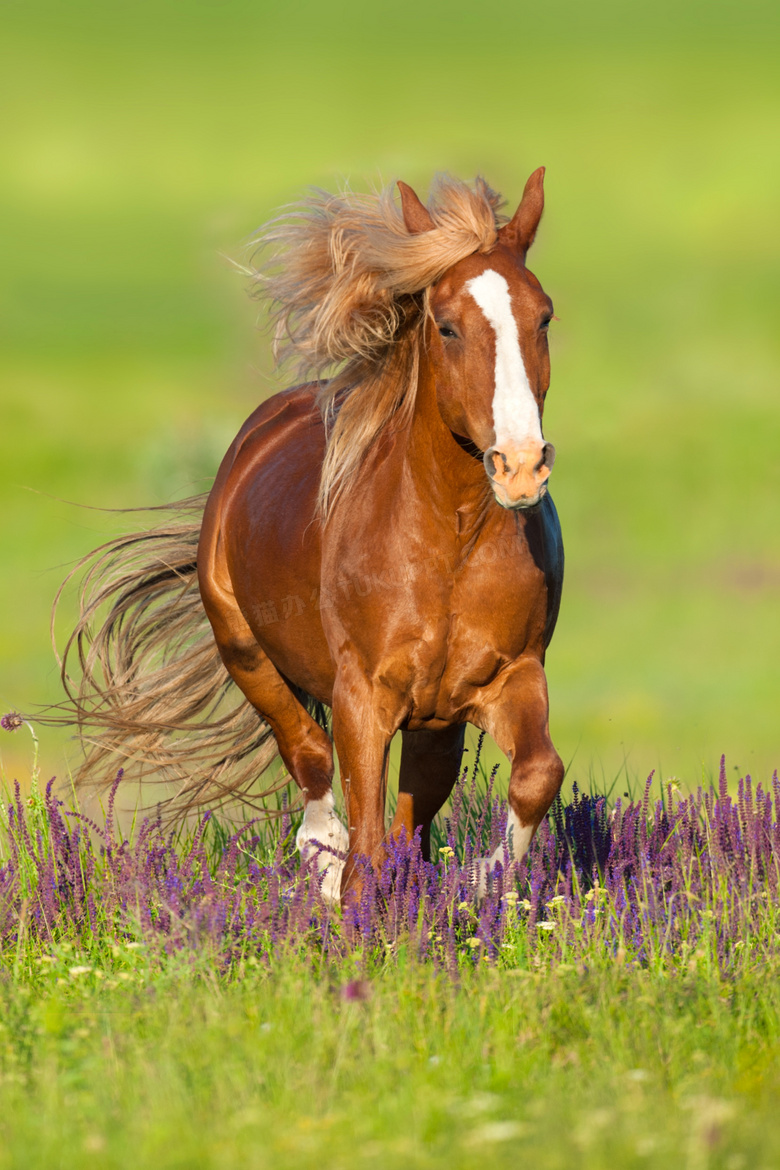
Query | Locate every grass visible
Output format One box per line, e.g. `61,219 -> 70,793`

2,724 -> 780,1166
4,957 -> 780,1169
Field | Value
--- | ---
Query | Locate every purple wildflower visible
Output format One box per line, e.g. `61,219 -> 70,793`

0,750 -> 777,979
340,979 -> 371,1001
1,712 -> 24,732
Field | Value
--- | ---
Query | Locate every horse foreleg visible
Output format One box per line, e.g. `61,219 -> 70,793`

330,675 -> 404,904
472,656 -> 564,899
389,725 -> 466,860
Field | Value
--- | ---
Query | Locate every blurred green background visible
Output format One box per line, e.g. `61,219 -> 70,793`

1,0 -> 778,792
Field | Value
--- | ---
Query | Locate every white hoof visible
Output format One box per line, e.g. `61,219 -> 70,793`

296,793 -> 348,906
317,858 -> 346,909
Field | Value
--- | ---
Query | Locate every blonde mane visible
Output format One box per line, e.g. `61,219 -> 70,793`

250,175 -> 506,515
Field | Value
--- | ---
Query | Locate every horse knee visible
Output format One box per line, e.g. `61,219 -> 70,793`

276,723 -> 334,801
509,746 -> 564,826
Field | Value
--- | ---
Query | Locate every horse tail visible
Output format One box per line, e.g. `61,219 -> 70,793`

48,495 -> 283,815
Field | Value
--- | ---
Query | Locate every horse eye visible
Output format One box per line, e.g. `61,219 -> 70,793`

540,317 -> 552,332
438,324 -> 457,340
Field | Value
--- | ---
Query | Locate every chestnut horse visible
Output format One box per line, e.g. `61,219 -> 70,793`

57,169 -> 564,905
197,167 -> 563,902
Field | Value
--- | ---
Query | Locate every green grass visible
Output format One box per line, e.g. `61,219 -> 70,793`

3,937 -> 780,1167
3,726 -> 780,1168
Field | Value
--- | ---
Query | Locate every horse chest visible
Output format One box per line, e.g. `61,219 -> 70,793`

326,520 -> 548,722
437,551 -> 548,706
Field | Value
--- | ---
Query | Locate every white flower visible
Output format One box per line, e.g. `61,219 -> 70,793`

465,1121 -> 524,1145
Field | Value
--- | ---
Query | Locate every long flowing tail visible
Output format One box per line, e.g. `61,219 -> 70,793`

48,496 -> 282,814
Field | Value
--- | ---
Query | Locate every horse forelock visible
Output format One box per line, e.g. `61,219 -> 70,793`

249,174 -> 507,515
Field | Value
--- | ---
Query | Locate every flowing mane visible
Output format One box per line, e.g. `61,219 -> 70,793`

250,175 -> 506,514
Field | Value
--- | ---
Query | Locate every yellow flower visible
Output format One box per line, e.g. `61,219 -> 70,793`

585,886 -> 607,903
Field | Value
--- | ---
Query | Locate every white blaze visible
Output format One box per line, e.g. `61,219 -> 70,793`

466,269 -> 543,450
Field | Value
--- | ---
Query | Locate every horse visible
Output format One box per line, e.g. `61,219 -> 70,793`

56,168 -> 565,906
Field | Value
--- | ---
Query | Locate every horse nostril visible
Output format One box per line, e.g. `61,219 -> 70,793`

485,443 -> 554,487
483,447 -> 510,481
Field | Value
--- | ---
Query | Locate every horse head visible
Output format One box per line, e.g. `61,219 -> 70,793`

400,169 -> 555,510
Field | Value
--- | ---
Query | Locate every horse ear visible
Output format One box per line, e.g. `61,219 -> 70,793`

499,166 -> 545,256
398,180 -> 435,234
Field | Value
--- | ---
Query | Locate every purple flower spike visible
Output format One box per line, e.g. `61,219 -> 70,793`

1,712 -> 24,732
0,743 -> 775,981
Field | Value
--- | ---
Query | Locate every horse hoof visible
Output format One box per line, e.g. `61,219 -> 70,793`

318,859 -> 345,909
297,837 -> 346,908
296,796 -> 348,907
471,857 -> 500,903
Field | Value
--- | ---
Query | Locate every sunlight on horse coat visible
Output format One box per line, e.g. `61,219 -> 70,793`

56,169 -> 565,905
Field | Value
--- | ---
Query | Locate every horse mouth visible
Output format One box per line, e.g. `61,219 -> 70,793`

493,482 -> 548,512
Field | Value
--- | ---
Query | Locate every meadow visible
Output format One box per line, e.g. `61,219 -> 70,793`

3,720 -> 780,1169
1,0 -> 780,1165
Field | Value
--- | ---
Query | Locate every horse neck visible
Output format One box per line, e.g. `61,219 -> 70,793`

404,348 -> 492,523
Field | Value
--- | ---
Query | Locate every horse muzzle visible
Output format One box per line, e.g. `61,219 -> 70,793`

483,440 -> 556,510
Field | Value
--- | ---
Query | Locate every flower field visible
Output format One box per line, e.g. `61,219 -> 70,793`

3,735 -> 780,981
2,722 -> 780,1167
